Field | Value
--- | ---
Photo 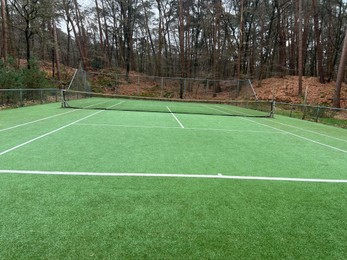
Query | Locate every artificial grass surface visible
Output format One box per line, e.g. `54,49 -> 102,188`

1,102 -> 347,259
1,174 -> 347,259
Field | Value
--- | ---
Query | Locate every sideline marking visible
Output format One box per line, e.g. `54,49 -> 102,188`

269,120 -> 347,143
205,105 -> 347,154
0,110 -> 76,132
0,102 -> 124,156
167,106 -> 185,128
243,118 -> 347,154
0,100 -> 112,132
0,110 -> 103,156
1,170 -> 347,183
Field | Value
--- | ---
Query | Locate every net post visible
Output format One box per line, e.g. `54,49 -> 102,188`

61,89 -> 67,108
270,100 -> 276,118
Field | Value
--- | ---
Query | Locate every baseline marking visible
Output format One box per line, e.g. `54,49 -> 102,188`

1,170 -> 347,183
167,106 -> 184,128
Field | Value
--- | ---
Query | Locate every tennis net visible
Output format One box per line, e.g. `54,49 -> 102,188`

61,90 -> 274,117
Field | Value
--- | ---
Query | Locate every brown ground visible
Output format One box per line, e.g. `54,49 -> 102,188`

100,71 -> 347,108
253,76 -> 347,107
38,60 -> 346,108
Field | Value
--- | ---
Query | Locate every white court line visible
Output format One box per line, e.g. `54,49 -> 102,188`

0,100 -> 112,132
166,106 -> 184,128
1,170 -> 347,183
269,120 -> 347,144
76,122 -> 282,134
242,117 -> 347,154
0,102 -> 125,156
204,105 -> 347,154
202,104 -> 250,116
0,110 -> 76,132
0,110 -> 103,156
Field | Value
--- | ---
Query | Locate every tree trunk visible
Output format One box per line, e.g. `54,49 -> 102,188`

52,18 -> 61,80
312,0 -> 325,83
1,0 -> 8,62
333,28 -> 347,108
178,0 -> 185,98
298,0 -> 303,95
95,0 -> 105,67
237,0 -> 244,80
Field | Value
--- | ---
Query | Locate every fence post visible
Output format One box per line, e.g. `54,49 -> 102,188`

19,89 -> 24,107
161,77 -> 164,97
40,89 -> 43,104
315,106 -> 321,122
290,105 -> 294,117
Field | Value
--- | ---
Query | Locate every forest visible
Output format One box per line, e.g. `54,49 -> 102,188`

1,0 -> 347,106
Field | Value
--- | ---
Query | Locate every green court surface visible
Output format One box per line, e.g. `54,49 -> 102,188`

1,101 -> 347,259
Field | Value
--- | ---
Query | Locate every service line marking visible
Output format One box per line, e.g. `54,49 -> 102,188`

1,170 -> 347,183
76,122 -> 282,134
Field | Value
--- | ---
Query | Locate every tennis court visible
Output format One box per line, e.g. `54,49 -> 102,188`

1,98 -> 347,259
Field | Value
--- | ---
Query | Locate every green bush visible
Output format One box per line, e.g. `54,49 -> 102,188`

0,58 -> 54,89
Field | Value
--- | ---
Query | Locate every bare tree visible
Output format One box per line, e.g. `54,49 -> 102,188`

11,0 -> 40,69
178,0 -> 185,98
1,0 -> 8,62
333,27 -> 347,108
297,0 -> 303,96
312,0 -> 325,83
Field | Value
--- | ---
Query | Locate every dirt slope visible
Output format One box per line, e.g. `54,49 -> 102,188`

254,76 -> 347,107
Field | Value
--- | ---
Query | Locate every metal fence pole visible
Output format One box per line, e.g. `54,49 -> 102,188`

19,89 -> 23,107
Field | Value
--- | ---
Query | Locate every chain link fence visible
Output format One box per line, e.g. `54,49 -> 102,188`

275,102 -> 347,128
0,88 -> 60,109
88,73 -> 259,101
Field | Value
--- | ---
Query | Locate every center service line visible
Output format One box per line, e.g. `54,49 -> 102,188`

167,106 -> 185,128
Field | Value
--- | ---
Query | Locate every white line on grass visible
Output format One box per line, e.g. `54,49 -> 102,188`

204,105 -> 347,154
76,122 -> 283,134
268,120 -> 347,143
0,100 -> 113,132
166,106 -> 185,128
0,110 -> 103,156
0,110 -> 77,132
0,102 -> 124,156
242,117 -> 347,154
1,170 -> 347,183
